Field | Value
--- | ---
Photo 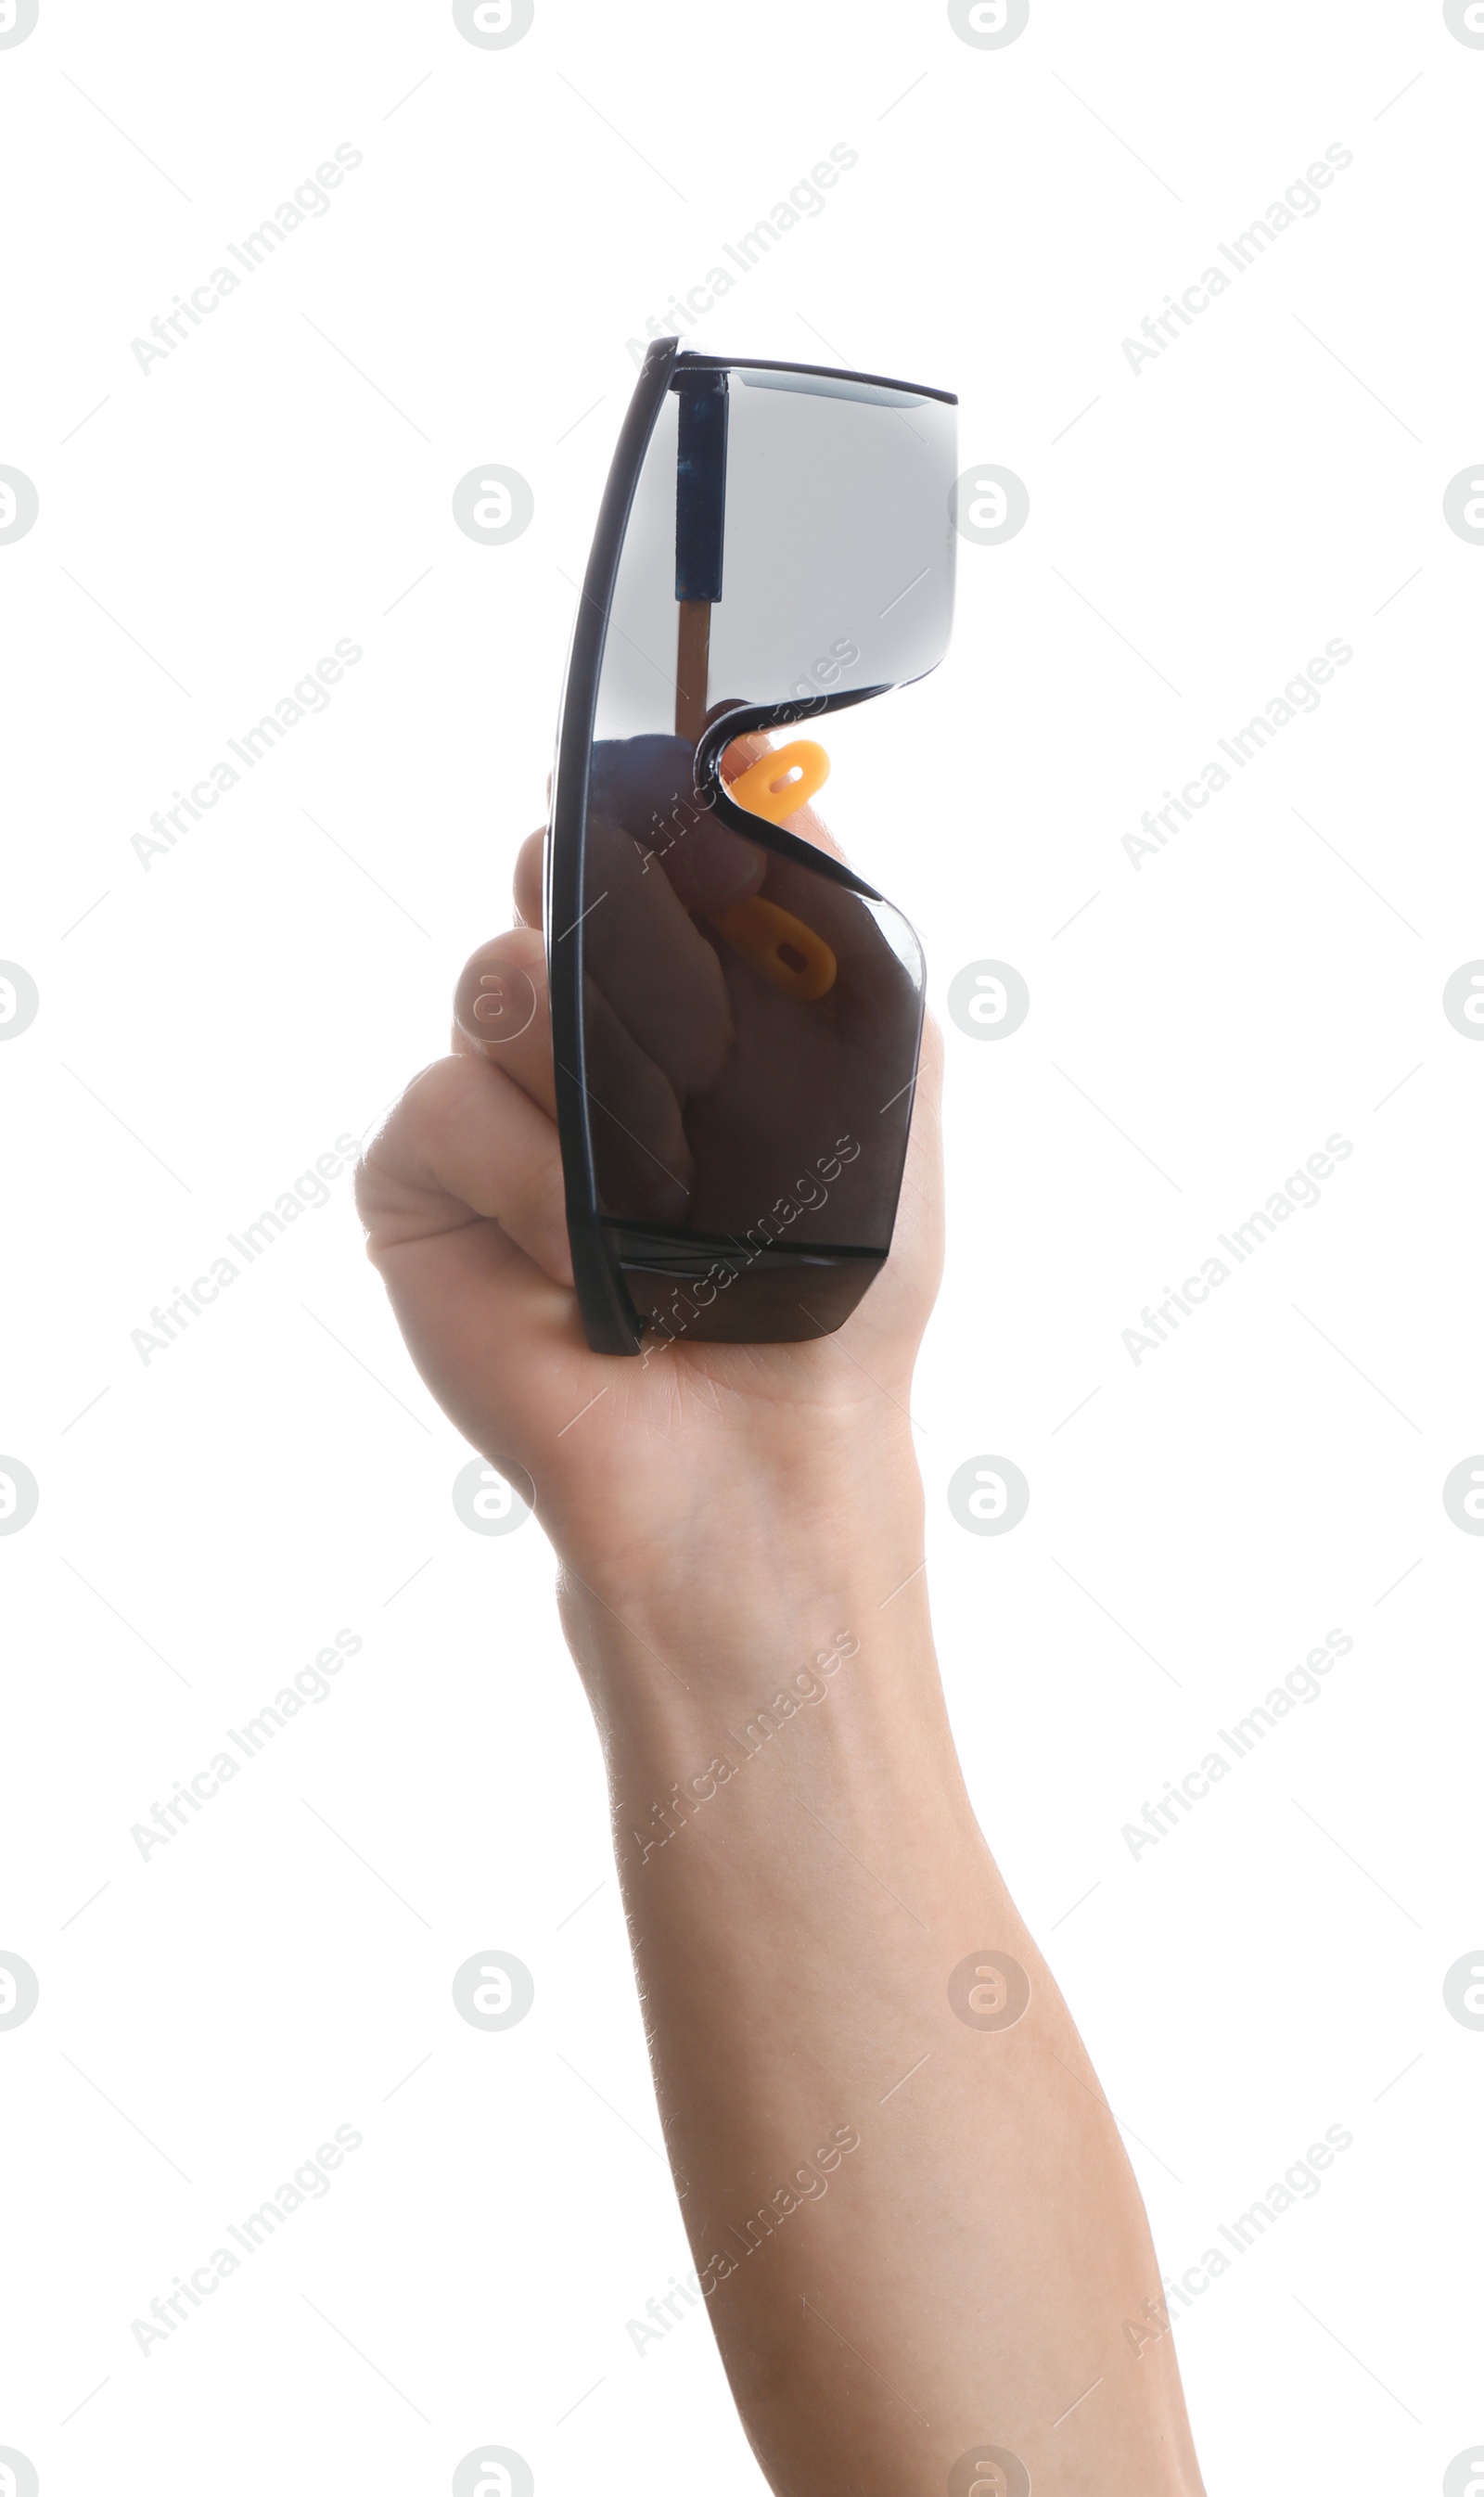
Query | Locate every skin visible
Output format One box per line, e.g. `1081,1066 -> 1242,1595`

354,756 -> 1207,2497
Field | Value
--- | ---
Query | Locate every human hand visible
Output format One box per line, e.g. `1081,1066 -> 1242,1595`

354,752 -> 942,1607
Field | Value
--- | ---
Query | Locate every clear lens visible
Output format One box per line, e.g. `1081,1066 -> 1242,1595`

595,364 -> 956,738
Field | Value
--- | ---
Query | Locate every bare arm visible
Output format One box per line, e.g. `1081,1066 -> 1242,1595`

355,806 -> 1205,2496
559,1457 -> 1202,2494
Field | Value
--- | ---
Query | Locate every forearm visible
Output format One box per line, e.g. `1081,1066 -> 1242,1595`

558,1437 -> 1204,2497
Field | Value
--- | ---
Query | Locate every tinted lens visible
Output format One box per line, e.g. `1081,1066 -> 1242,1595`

568,356 -> 955,1347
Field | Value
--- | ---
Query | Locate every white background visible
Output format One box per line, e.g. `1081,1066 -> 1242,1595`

2,2 -> 1481,2491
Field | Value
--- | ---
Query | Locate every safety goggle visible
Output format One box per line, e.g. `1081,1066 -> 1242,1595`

546,339 -> 957,1355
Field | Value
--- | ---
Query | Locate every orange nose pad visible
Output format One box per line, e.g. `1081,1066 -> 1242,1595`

710,896 -> 838,1003
726,739 -> 830,824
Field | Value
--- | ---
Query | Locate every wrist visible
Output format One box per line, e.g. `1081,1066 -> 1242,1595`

555,1425 -> 923,1664
551,1433 -> 941,1761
